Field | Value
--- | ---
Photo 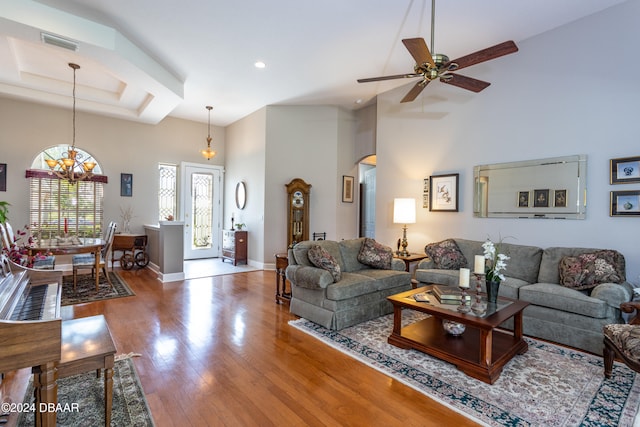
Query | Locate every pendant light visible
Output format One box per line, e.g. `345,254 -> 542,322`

45,63 -> 96,184
201,105 -> 216,160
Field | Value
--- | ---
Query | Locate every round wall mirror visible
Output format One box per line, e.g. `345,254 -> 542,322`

235,181 -> 246,209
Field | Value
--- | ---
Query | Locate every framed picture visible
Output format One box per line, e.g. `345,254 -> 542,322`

533,189 -> 549,208
429,173 -> 459,212
342,175 -> 354,203
423,178 -> 429,209
0,163 -> 6,192
517,191 -> 529,207
121,173 -> 133,197
611,190 -> 640,216
610,156 -> 640,184
554,189 -> 567,207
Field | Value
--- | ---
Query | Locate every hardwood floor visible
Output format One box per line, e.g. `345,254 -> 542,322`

1,269 -> 479,426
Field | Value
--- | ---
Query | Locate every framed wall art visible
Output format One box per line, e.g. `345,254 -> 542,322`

611,190 -> 640,216
611,156 -> 640,184
0,163 -> 6,192
429,173 -> 459,212
121,173 -> 133,197
533,189 -> 549,208
342,175 -> 354,203
554,190 -> 567,208
517,191 -> 529,208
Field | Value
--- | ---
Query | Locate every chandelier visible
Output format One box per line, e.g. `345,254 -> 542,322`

45,63 -> 96,184
200,105 -> 216,160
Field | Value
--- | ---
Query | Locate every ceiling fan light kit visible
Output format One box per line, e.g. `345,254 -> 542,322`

358,0 -> 518,103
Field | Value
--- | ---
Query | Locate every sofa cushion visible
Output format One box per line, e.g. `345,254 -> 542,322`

559,250 -> 624,290
539,247 -> 626,284
497,242 -> 543,284
424,239 -> 467,270
308,244 -> 341,282
293,240 -> 344,270
325,272 -> 377,300
339,238 -> 367,272
519,282 -> 610,318
357,238 -> 393,269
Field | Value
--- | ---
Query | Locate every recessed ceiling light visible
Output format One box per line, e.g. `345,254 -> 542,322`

254,61 -> 266,69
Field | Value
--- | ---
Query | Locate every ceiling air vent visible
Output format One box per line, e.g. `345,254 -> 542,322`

41,32 -> 78,51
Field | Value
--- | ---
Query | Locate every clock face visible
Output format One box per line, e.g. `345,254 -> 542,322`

292,190 -> 304,208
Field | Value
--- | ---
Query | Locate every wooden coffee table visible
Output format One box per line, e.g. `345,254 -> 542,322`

387,285 -> 529,384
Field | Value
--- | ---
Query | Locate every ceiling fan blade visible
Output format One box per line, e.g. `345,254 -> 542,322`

402,38 -> 435,68
441,74 -> 490,92
357,73 -> 422,83
445,40 -> 518,71
401,80 -> 429,103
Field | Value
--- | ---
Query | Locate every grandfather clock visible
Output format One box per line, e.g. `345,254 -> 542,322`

286,178 -> 311,247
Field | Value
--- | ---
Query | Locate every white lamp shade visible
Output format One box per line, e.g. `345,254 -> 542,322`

393,198 -> 416,224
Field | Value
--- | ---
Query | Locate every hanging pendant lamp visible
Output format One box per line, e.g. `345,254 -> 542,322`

201,105 -> 216,160
45,63 -> 96,184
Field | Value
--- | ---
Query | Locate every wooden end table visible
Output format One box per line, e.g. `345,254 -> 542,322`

275,253 -> 291,304
394,253 -> 428,272
387,285 -> 529,384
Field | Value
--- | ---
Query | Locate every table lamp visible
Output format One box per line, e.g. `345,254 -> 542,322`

393,198 -> 416,257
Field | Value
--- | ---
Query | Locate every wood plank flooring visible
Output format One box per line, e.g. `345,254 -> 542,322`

1,269 -> 479,426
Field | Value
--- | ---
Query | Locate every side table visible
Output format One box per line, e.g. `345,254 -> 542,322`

275,253 -> 291,304
394,253 -> 428,272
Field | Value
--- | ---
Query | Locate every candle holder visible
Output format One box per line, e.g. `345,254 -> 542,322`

457,286 -> 470,313
471,273 -> 487,316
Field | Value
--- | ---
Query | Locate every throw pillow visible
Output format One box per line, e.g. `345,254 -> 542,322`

559,250 -> 624,291
357,238 -> 393,269
424,239 -> 468,270
308,244 -> 341,282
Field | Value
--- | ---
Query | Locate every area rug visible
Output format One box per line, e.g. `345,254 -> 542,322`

18,354 -> 154,426
61,272 -> 135,306
290,312 -> 640,427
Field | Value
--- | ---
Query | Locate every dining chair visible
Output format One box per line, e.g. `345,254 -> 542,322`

72,221 -> 117,292
0,222 -> 56,270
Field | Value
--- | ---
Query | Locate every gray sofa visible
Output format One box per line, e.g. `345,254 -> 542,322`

286,238 -> 411,330
415,238 -> 633,355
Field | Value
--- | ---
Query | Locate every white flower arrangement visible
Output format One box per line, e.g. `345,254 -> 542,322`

482,238 -> 510,283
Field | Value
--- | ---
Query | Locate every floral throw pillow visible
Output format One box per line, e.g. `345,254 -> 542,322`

559,250 -> 624,291
357,238 -> 393,269
308,244 -> 341,282
424,239 -> 468,270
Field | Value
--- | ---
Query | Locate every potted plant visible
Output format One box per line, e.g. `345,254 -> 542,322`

235,223 -> 245,230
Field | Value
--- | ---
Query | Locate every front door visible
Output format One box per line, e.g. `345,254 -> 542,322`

180,162 -> 223,259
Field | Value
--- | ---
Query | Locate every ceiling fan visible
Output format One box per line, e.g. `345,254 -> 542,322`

358,0 -> 518,103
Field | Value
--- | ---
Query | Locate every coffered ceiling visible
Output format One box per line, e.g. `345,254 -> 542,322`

0,0 -> 628,126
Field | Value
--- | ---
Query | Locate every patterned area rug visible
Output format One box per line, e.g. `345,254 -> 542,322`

19,354 -> 154,426
290,312 -> 640,426
61,272 -> 135,306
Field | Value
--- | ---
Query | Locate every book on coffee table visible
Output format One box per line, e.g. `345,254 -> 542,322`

433,285 -> 471,304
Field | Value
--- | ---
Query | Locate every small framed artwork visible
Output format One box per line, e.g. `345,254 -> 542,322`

611,190 -> 640,216
121,173 -> 133,197
429,173 -> 459,212
342,175 -> 354,203
517,191 -> 529,207
611,156 -> 640,184
554,189 -> 567,208
0,163 -> 6,192
423,178 -> 429,209
533,189 -> 549,208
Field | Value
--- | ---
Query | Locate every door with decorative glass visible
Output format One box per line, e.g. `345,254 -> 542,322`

180,162 -> 223,259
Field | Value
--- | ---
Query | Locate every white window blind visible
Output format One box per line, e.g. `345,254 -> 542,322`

29,177 -> 104,239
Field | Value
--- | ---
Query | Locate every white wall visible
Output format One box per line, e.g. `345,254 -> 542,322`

0,97 -> 225,236
375,0 -> 640,283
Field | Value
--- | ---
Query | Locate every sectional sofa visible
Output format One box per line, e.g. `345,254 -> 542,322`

415,238 -> 633,355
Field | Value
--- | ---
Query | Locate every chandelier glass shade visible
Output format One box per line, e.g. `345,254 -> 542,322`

45,63 -> 96,184
201,105 -> 216,160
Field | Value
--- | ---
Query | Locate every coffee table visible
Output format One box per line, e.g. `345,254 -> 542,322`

387,285 -> 529,384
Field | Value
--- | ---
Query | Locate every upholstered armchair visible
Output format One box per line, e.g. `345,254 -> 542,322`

604,301 -> 640,377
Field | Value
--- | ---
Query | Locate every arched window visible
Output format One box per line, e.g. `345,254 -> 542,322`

27,145 -> 107,239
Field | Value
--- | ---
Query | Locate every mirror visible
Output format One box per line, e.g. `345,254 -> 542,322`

474,154 -> 587,219
235,181 -> 246,210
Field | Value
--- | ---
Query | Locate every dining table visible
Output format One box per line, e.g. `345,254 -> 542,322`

28,237 -> 105,289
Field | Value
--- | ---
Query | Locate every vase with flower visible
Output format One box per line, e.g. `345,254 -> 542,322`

482,238 -> 510,304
